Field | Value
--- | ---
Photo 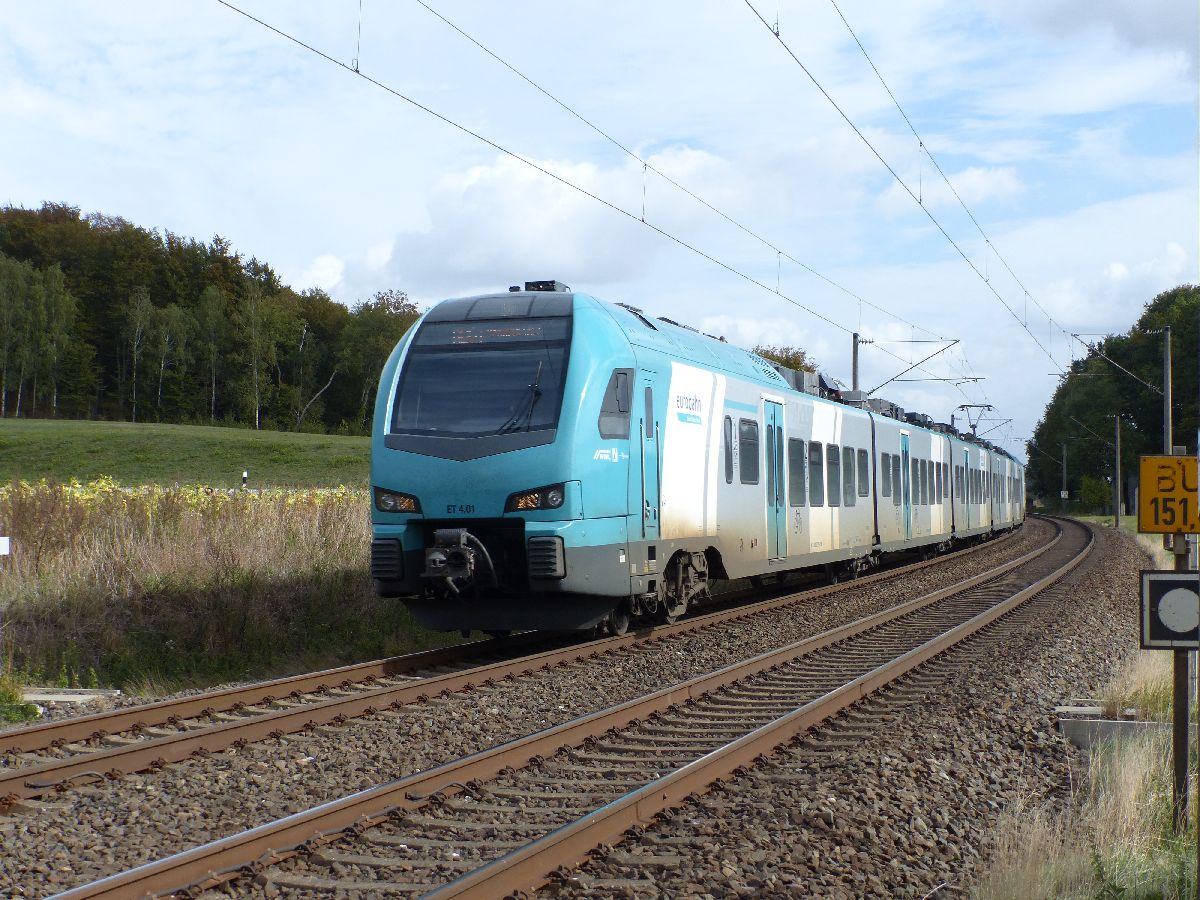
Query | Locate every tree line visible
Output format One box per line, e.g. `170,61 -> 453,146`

1026,284 -> 1199,509
0,202 -> 420,433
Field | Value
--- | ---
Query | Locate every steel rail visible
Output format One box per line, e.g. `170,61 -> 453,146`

3,522 -> 1020,758
432,518 -> 1093,898
0,635 -> 544,755
50,520 -> 1063,900
2,525 -> 1028,807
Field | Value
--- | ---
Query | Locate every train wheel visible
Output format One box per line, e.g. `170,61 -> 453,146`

659,590 -> 687,624
608,601 -> 632,636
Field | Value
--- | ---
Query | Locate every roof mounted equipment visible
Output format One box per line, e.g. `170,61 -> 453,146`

524,280 -> 571,293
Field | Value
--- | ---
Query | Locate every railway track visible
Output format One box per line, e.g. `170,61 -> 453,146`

1,526 -> 1027,811
54,516 -> 1087,899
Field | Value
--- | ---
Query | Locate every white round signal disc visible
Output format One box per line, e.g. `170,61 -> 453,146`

1158,587 -> 1200,634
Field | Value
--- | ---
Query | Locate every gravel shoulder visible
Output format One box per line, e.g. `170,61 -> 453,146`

543,521 -> 1142,898
0,522 -> 1054,897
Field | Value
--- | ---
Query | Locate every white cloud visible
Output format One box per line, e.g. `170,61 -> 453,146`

294,254 -> 345,293
986,0 -> 1198,67
0,0 -> 1194,455
877,165 -> 1024,217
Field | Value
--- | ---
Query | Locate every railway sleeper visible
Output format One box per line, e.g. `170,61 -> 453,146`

363,833 -> 525,851
568,750 -> 695,766
398,813 -> 549,835
592,733 -> 726,749
526,768 -> 658,785
485,787 -> 616,803
440,800 -> 588,820
312,850 -> 476,870
625,725 -> 750,740
258,872 -> 432,893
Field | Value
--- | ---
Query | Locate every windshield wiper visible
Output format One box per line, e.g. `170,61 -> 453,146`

496,361 -> 544,434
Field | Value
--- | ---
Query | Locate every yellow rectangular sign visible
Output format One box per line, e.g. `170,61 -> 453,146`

1139,455 -> 1200,534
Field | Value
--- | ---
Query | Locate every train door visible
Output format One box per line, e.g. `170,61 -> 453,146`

764,401 -> 786,559
963,449 -> 971,530
639,381 -> 660,541
900,433 -> 912,540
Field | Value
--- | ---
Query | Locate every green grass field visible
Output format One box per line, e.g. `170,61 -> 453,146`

0,419 -> 369,487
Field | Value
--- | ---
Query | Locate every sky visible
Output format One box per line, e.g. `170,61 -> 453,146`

1,0 -> 1196,456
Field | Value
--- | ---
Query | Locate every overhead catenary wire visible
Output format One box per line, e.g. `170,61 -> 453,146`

213,0 -> 976,388
742,0 -> 1062,374
825,0 -> 1120,379
409,0 -> 945,343
215,1 -> 1026,451
407,0 -> 1013,415
214,0 -> 855,340
408,0 -> 1028,434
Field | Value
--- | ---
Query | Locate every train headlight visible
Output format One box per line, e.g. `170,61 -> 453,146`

505,483 -> 566,512
374,488 -> 422,513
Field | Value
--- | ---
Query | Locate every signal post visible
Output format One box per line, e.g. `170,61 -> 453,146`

1137,451 -> 1199,837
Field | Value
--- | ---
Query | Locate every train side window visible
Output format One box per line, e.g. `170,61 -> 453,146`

891,455 -> 901,506
827,444 -> 841,507
597,368 -> 633,439
943,463 -> 950,499
880,452 -> 892,497
842,446 -> 856,507
738,419 -> 759,484
921,460 -> 929,506
955,466 -> 963,500
788,439 -> 806,507
857,448 -> 870,496
723,416 -> 733,484
934,462 -> 942,502
809,442 -> 825,506
911,458 -> 919,506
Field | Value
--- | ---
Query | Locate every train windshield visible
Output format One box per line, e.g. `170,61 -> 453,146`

391,318 -> 571,437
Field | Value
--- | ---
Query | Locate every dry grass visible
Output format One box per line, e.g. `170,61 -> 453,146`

1099,651 -> 1174,721
976,797 -> 1089,900
978,733 -> 1195,899
0,478 -> 456,688
976,647 -> 1196,899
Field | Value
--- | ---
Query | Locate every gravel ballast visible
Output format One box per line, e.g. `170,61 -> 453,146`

1,521 -> 1060,896
545,523 -> 1143,898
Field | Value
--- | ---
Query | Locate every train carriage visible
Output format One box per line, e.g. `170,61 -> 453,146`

370,282 -> 1025,634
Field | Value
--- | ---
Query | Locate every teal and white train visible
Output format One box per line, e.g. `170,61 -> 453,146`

370,281 -> 1026,634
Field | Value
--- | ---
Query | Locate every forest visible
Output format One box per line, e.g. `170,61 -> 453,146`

1025,284 -> 1200,509
0,202 -> 420,434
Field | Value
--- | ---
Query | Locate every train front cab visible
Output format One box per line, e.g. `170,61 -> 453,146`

369,289 -> 648,632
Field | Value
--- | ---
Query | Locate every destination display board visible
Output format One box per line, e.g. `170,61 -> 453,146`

1138,455 -> 1200,534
